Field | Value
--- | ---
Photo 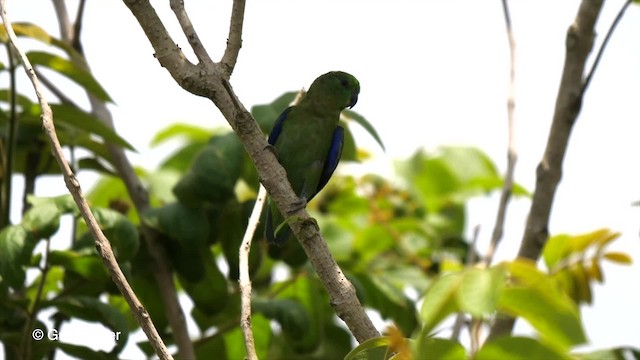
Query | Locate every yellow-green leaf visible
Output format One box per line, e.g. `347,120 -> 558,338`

602,252 -> 633,265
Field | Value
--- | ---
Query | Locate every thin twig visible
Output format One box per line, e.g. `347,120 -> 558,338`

1,42 -> 17,229
51,0 -> 72,42
485,0 -> 518,265
169,0 -> 213,65
220,0 -> 246,76
239,185 -> 267,360
71,0 -> 86,52
52,3 -> 196,356
488,0 -> 604,340
0,6 -> 173,360
581,0 -> 632,95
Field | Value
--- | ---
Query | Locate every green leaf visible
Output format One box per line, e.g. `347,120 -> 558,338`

26,51 -> 112,102
194,332 -> 227,359
477,337 -> 572,360
173,133 -> 244,207
91,207 -> 139,261
544,229 -> 621,270
49,251 -> 108,282
1,22 -> 82,60
221,314 -> 271,360
150,123 -> 213,147
498,286 -> 586,349
420,272 -> 463,334
49,104 -> 134,150
158,142 -> 208,172
179,257 -> 228,316
77,158 -> 117,176
344,336 -> 391,360
355,272 -> 418,336
0,225 -> 34,288
253,298 -> 310,342
602,251 -> 633,265
0,89 -> 34,109
219,201 -> 262,280
343,109 -> 385,151
414,337 -> 466,360
56,342 -> 114,360
21,202 -> 61,239
27,194 -> 76,213
457,267 -> 505,317
20,103 -> 134,151
142,202 -> 209,281
340,120 -> 358,162
130,274 -> 168,332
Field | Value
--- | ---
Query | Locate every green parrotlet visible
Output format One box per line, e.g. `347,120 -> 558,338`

265,71 -> 360,244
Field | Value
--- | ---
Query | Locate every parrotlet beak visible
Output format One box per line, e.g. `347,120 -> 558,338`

348,91 -> 359,109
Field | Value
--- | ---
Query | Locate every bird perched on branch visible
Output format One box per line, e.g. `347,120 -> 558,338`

265,71 -> 360,244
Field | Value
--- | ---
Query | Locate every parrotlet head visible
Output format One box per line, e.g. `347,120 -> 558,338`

307,71 -> 360,110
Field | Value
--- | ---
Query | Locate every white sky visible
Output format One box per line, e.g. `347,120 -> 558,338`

3,0 -> 640,358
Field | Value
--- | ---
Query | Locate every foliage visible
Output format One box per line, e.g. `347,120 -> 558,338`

0,20 -> 638,360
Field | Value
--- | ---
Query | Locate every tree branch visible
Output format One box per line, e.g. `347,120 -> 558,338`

485,0 -> 517,265
122,0 -> 380,343
169,0 -> 213,65
51,1 -> 195,357
0,6 -> 173,360
488,0 -> 604,340
239,185 -> 267,360
581,0 -> 632,95
220,0 -> 245,76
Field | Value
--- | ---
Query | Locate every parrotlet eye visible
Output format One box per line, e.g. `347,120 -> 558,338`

340,79 -> 349,87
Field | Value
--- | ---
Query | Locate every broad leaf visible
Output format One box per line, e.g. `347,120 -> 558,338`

26,51 -> 112,102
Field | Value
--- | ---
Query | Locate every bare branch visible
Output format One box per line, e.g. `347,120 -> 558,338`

55,5 -> 197,358
0,5 -> 173,360
51,0 -> 72,42
71,0 -> 86,52
122,0 -> 380,342
489,0 -> 604,340
485,0 -> 518,265
239,185 -> 267,360
582,0 -> 632,94
220,0 -> 246,76
169,0 -> 213,65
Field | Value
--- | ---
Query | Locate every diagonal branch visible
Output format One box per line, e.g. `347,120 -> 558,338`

122,0 -> 380,343
220,0 -> 246,76
488,0 -> 604,340
0,5 -> 173,360
169,0 -> 213,65
53,1 -> 196,357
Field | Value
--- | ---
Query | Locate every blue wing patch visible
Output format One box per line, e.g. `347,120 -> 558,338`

316,126 -> 344,195
268,106 -> 292,145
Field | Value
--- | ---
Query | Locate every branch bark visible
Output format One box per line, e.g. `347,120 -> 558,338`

51,1 -> 195,357
239,185 -> 267,360
122,0 -> 380,343
488,0 -> 604,340
0,5 -> 173,360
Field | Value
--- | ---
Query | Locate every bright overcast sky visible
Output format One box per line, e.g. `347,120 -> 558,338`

5,0 -> 640,358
